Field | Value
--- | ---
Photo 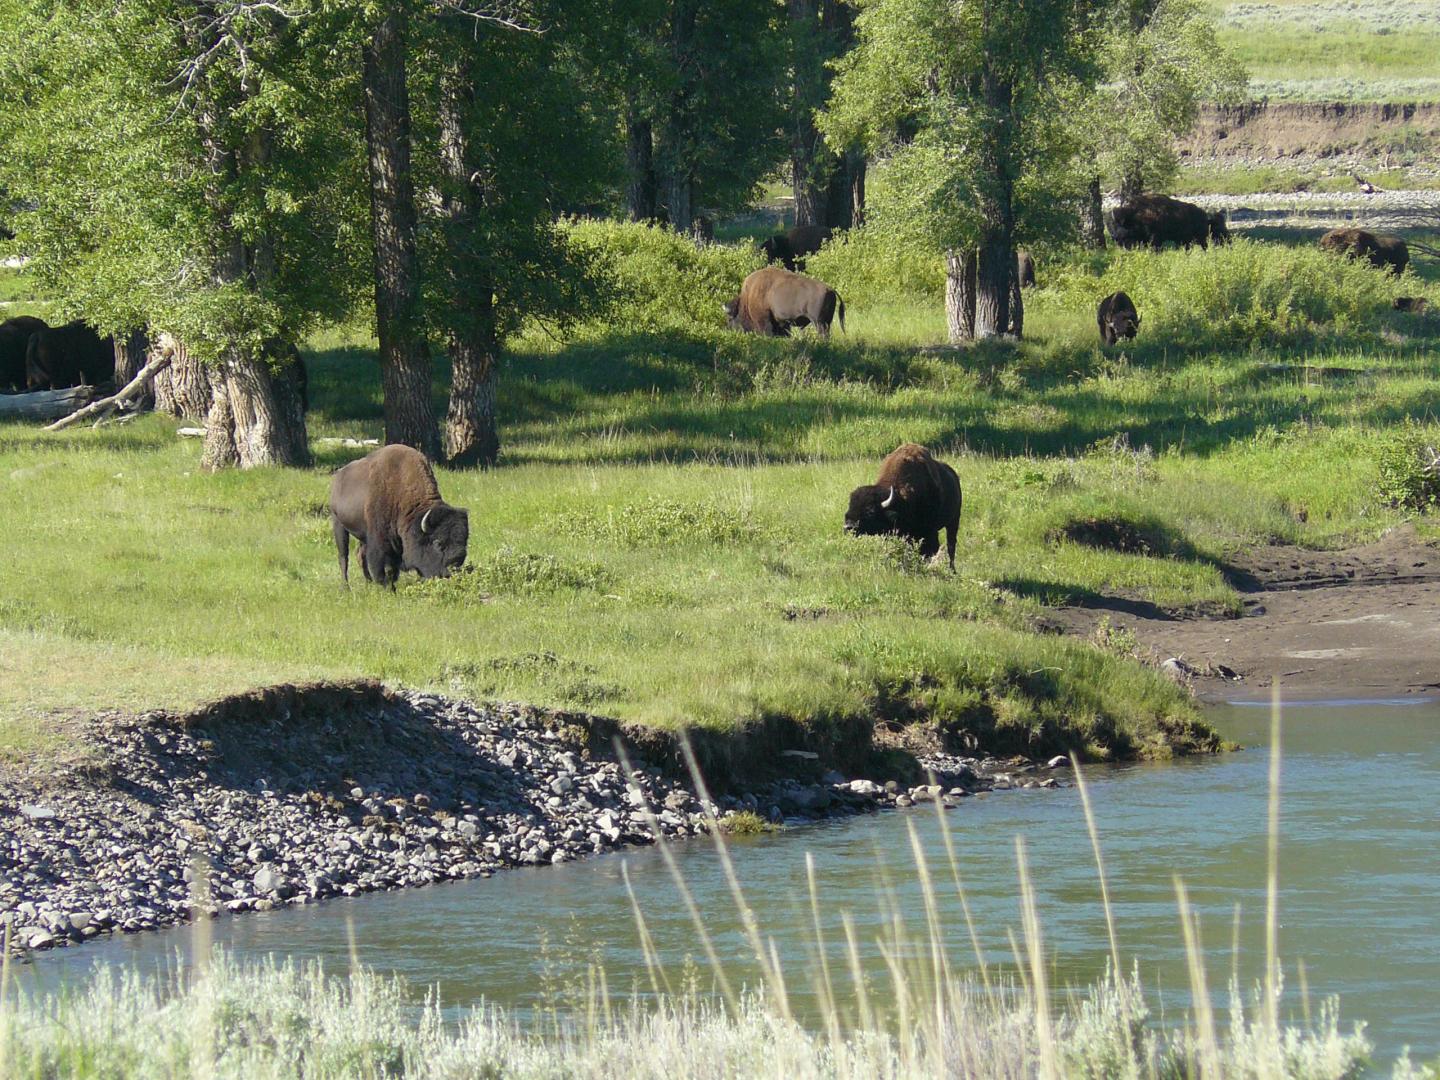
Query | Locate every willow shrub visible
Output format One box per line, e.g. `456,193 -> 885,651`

562,219 -> 763,334
1035,237 -> 1416,345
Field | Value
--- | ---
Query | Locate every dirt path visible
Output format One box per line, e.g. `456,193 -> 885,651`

1045,526 -> 1440,703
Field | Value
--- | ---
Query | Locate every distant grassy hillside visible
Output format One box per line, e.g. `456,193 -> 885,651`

1212,0 -> 1440,102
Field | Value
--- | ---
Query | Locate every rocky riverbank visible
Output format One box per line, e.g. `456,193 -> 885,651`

0,683 -> 1062,957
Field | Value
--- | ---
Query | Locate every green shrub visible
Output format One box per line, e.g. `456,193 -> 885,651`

804,226 -> 944,307
1036,237 -> 1410,344
562,496 -> 768,547
412,547 -> 613,600
1376,419 -> 1440,511
562,219 -> 761,333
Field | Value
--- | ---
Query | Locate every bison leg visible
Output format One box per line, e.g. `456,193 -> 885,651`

919,532 -> 940,560
363,539 -> 390,588
332,518 -> 352,585
358,542 -> 372,582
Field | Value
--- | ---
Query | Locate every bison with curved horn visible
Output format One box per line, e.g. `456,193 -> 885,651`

845,443 -> 963,570
328,444 -> 469,587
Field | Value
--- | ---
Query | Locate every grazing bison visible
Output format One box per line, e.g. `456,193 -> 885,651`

760,224 -> 832,271
1106,194 -> 1217,251
845,442 -> 963,570
24,321 -> 114,389
1017,250 -> 1036,289
724,267 -> 845,339
1320,228 -> 1408,276
1097,291 -> 1140,346
1394,296 -> 1429,315
1207,212 -> 1230,246
0,315 -> 46,391
328,444 -> 469,587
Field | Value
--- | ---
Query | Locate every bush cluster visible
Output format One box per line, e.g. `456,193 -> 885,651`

1037,237 -> 1409,343
803,226 -> 944,307
562,496 -> 767,547
562,219 -> 761,334
1375,419 -> 1440,511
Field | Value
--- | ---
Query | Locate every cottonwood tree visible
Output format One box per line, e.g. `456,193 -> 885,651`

420,9 -> 611,466
823,0 -> 1101,340
1079,0 -> 1247,246
612,0 -> 789,233
789,0 -> 865,229
0,1 -> 365,467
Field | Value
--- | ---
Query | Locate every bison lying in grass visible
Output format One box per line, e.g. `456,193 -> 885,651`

329,445 -> 469,587
1319,228 -> 1408,276
724,267 -> 845,339
845,443 -> 963,570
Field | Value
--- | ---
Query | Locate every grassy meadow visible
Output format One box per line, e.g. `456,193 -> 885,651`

1212,0 -> 1440,102
2,225 -> 1438,767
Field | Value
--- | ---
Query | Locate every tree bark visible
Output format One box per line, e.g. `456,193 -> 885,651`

974,66 -> 1016,339
945,248 -> 977,343
625,109 -> 658,222
659,0 -> 698,234
437,54 -> 501,468
152,334 -> 213,420
200,345 -> 309,470
363,9 -> 437,458
974,232 -> 1012,338
113,329 -> 148,386
1006,259 -> 1024,337
1082,176 -> 1107,249
789,0 -> 827,229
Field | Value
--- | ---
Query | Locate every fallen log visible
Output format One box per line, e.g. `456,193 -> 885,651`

44,354 -> 171,432
0,386 -> 96,422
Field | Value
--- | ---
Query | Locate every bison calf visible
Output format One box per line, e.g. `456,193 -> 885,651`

845,443 -> 963,570
1097,291 -> 1140,346
725,267 -> 845,339
328,444 -> 469,587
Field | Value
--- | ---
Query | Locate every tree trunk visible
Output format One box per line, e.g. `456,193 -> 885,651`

363,9 -> 436,458
974,67 -> 1016,339
625,110 -> 658,222
659,0 -> 697,235
1120,163 -> 1145,202
200,346 -> 310,470
1006,259 -> 1024,337
974,233 -> 1012,339
945,248 -> 977,343
789,0 -> 827,229
113,328 -> 152,410
438,53 -> 501,468
1082,176 -> 1106,249
152,334 -> 213,420
825,147 -> 866,229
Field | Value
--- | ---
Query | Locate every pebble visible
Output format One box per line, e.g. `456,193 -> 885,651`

0,690 -> 1033,956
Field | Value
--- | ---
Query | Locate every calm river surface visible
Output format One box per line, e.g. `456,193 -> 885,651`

28,701 -> 1440,1060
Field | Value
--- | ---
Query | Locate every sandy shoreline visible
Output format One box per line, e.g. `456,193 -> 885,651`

1047,525 -> 1440,705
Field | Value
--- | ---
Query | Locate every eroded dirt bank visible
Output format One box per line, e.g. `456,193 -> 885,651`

1048,526 -> 1440,703
0,683 -> 1052,958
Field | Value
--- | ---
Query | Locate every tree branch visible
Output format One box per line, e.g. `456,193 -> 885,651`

44,354 -> 172,432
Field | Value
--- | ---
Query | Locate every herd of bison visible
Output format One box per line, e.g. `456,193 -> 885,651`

0,192 -> 1426,587
0,194 -> 1422,397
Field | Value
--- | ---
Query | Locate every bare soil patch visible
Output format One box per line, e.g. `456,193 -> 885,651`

1044,525 -> 1440,702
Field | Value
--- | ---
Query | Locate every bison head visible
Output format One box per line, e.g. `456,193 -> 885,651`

402,502 -> 469,579
723,297 -> 743,332
759,235 -> 789,265
844,484 -> 900,537
1104,307 -> 1139,344
1207,212 -> 1230,245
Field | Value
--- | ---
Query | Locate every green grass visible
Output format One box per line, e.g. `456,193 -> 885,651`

3,232 -> 1439,766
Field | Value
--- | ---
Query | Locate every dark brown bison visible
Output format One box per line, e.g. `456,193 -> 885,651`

0,315 -> 46,391
845,442 -> 963,570
1017,250 -> 1036,288
1107,194 -> 1219,251
724,267 -> 845,339
328,444 -> 469,587
1097,291 -> 1140,345
1394,296 -> 1429,314
24,320 -> 114,389
759,224 -> 832,271
1319,228 -> 1408,276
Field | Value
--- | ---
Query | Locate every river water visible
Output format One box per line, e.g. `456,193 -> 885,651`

26,701 -> 1440,1060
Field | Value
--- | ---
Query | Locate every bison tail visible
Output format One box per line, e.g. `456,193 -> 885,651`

838,295 -> 846,335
